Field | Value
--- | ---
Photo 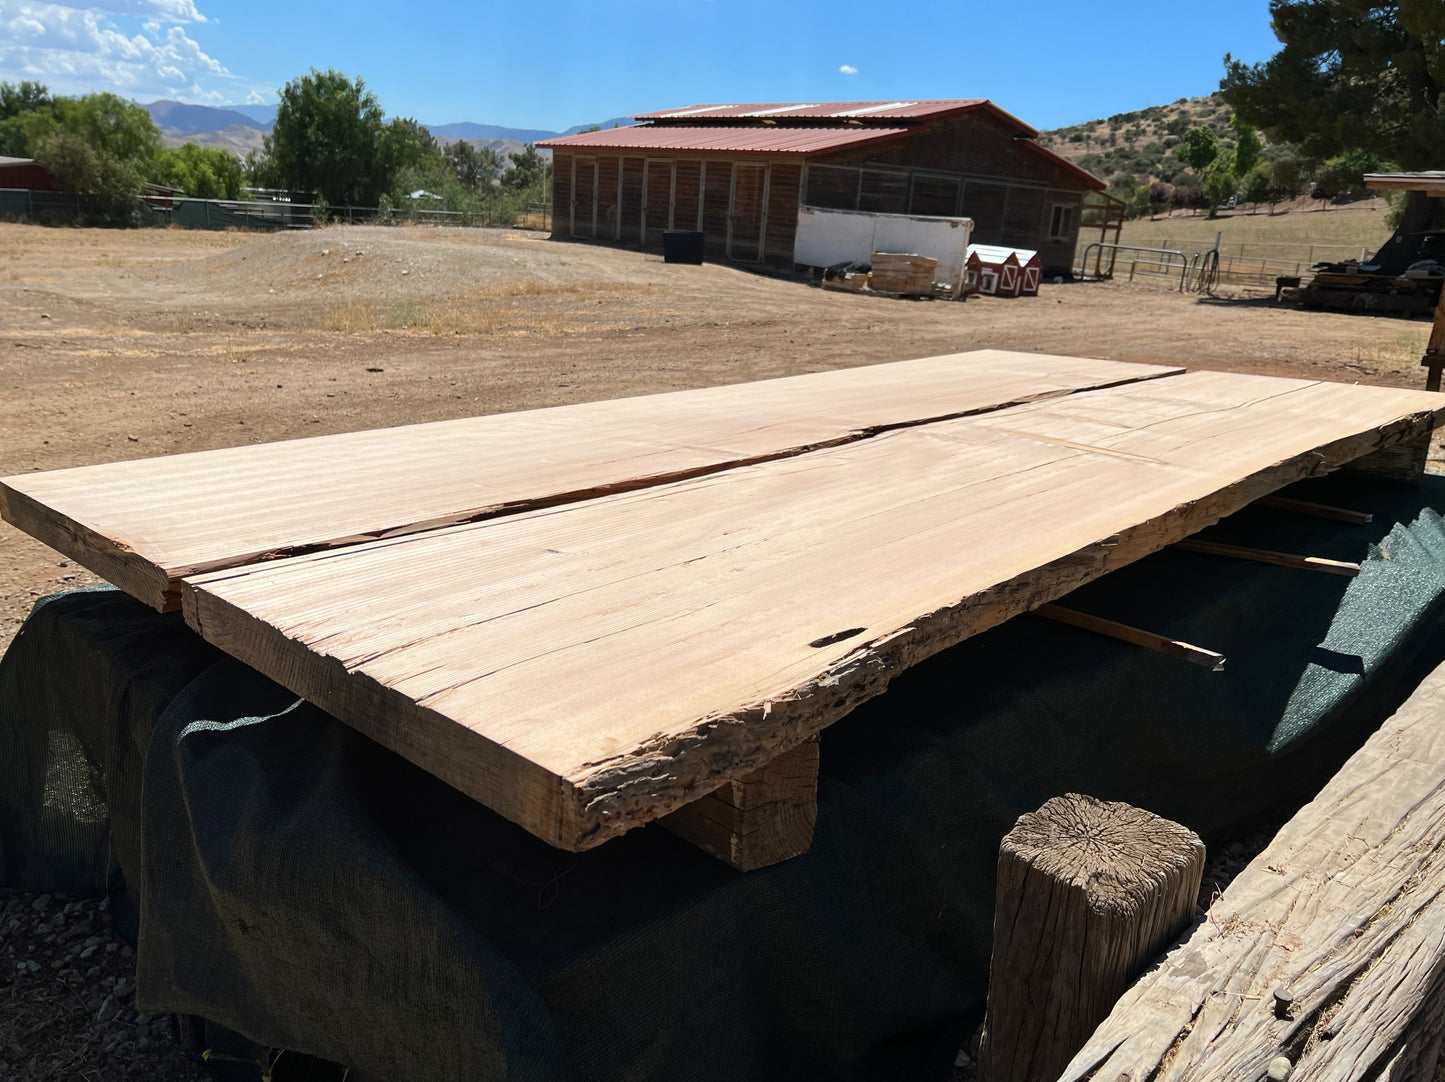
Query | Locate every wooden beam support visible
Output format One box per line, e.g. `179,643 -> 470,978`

978,794 -> 1204,1082
661,737 -> 819,871
1257,494 -> 1373,525
1035,604 -> 1227,671
1173,538 -> 1360,577
1058,658 -> 1445,1082
1342,412 -> 1435,483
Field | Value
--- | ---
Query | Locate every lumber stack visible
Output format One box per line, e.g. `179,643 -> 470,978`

868,251 -> 936,295
3,353 -> 1442,870
1058,658 -> 1445,1081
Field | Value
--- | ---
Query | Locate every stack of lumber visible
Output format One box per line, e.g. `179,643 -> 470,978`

3,352 -> 1441,869
868,251 -> 936,294
1058,658 -> 1445,1081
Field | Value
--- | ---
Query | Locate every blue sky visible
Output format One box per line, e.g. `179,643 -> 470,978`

1,0 -> 1285,131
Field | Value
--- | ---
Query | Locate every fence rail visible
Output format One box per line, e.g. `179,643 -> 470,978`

0,188 -> 554,233
1074,234 -> 1381,290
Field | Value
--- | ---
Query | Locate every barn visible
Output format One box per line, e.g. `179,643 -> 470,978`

0,156 -> 58,191
536,100 -> 1113,274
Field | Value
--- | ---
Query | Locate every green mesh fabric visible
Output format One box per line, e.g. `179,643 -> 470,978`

4,474 -> 1445,1082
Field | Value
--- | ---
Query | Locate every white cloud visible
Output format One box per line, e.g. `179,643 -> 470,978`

839,64 -> 858,75
0,0 -> 253,105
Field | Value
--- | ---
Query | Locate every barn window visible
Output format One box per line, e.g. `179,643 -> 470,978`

1049,204 -> 1075,241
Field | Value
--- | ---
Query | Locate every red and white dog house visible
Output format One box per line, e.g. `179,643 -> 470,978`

963,245 -> 1042,298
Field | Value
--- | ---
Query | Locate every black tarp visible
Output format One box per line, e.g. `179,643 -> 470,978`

5,475 -> 1445,1081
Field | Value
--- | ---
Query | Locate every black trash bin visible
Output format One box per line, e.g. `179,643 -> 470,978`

662,230 -> 705,264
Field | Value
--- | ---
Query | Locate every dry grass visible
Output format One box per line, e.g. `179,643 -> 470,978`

1120,198 -> 1393,257
315,279 -> 650,337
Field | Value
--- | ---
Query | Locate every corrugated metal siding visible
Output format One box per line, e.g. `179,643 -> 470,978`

538,126 -> 911,156
633,100 -> 986,122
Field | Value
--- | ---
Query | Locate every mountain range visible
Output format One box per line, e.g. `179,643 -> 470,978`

142,101 -> 633,158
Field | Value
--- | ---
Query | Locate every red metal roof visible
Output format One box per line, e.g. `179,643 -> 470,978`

631,100 -> 1039,136
537,125 -> 912,156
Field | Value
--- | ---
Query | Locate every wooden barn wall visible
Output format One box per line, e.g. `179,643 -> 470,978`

550,153 -> 802,268
643,160 -> 672,249
701,160 -> 732,259
765,163 -> 802,266
673,160 -> 702,232
572,157 -> 597,239
551,152 -> 573,239
620,158 -> 645,244
596,155 -> 620,239
813,114 -> 1100,268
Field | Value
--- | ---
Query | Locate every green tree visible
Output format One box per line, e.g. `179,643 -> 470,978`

33,131 -> 145,221
256,68 -> 389,206
1242,165 -> 1273,212
1229,114 -> 1262,177
1201,148 -> 1239,212
1221,1 -> 1444,232
154,143 -> 244,199
1178,127 -> 1221,172
444,139 -> 502,193
501,143 -> 548,194
0,80 -> 50,120
23,93 -> 162,222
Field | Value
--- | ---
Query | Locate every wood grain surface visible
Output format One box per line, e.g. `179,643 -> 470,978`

179,370 -> 1445,851
1058,658 -> 1445,1082
0,350 -> 1178,610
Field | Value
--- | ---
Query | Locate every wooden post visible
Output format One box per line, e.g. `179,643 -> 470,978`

1421,282 -> 1445,392
661,736 -> 819,872
978,794 -> 1204,1082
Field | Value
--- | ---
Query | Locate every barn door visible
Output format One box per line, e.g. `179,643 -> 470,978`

643,160 -> 672,249
728,163 -> 767,263
571,156 -> 597,240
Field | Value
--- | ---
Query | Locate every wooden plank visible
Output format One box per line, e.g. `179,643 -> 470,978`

0,351 -> 1180,612
1058,658 -> 1445,1082
180,372 -> 1445,853
1173,538 -> 1360,577
661,736 -> 818,871
1256,495 -> 1373,525
1034,604 -> 1227,669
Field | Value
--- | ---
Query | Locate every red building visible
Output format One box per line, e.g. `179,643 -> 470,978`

538,100 -> 1111,274
0,156 -> 58,191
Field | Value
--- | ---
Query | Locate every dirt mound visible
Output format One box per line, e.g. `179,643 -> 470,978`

163,225 -> 649,306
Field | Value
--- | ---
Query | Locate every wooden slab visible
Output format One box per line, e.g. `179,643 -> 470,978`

0,351 -> 1178,611
179,371 -> 1445,852
1058,657 -> 1445,1082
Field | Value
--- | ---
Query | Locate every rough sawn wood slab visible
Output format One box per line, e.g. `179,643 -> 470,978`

0,350 -> 1176,611
180,370 -> 1445,852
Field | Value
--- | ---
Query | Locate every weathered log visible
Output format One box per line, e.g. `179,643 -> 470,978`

978,793 -> 1204,1082
1058,659 -> 1445,1082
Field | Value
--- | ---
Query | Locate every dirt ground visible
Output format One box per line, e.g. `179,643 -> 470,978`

1,220 -> 1440,1079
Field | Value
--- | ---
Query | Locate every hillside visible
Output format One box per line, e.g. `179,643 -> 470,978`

1039,93 -> 1235,189
144,102 -> 635,163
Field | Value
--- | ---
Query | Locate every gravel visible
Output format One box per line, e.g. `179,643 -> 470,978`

0,890 -> 210,1082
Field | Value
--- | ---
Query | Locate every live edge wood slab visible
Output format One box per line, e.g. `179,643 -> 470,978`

0,350 -> 1175,612
169,369 -> 1443,854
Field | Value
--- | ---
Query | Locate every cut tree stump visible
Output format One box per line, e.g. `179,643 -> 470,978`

1058,658 -> 1445,1082
661,736 -> 819,871
979,794 -> 1204,1082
